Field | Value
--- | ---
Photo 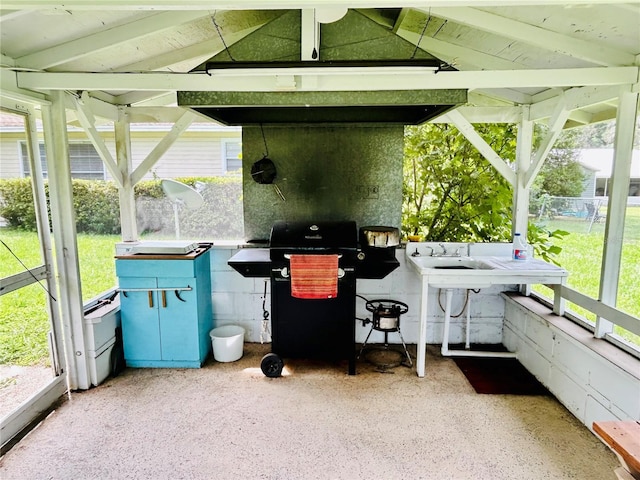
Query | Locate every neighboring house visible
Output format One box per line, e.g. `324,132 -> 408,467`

578,148 -> 640,201
0,112 -> 242,181
579,162 -> 599,198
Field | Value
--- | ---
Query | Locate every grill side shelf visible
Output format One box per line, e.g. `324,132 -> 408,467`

228,248 -> 271,278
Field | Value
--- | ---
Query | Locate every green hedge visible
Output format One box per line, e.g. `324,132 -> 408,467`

135,177 -> 244,239
0,177 -> 244,238
0,178 -> 38,230
74,180 -> 121,234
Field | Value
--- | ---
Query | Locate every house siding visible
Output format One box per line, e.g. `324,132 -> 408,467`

0,128 -> 241,181
0,138 -> 23,178
125,137 -> 227,180
580,167 -> 597,197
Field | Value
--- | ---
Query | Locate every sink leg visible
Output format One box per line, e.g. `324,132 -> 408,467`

465,292 -> 471,350
417,280 -> 429,377
553,280 -> 566,316
441,288 -> 454,357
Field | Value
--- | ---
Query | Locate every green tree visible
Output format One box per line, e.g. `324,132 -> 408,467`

532,128 -> 586,198
575,119 -> 640,149
403,123 -> 516,242
403,123 -> 568,264
577,122 -> 615,148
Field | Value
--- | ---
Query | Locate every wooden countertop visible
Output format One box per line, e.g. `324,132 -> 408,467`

593,420 -> 640,477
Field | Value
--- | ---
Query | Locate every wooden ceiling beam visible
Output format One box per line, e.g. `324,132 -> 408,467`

15,66 -> 637,92
16,11 -> 210,70
426,6 -> 636,67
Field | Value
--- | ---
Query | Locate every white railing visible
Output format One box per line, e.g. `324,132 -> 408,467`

535,284 -> 640,359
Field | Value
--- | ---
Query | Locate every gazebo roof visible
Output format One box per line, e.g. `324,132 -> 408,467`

1,1 -> 638,126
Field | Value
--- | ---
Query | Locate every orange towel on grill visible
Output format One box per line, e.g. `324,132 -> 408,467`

289,254 -> 339,299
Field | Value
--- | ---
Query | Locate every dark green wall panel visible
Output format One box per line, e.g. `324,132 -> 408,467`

242,125 -> 403,241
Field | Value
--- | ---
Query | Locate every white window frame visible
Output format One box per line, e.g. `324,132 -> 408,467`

221,138 -> 242,174
21,141 -> 106,180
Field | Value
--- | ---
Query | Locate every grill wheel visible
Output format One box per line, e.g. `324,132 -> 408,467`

261,353 -> 284,378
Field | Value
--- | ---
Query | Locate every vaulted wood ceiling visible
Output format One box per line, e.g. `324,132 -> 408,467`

1,1 -> 638,127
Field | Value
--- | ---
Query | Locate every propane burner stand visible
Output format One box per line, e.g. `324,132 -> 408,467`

358,298 -> 412,367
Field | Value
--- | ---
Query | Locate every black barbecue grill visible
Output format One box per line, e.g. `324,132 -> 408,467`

268,221 -> 358,375
228,220 -> 400,377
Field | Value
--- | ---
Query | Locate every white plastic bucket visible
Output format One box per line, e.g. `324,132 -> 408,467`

209,325 -> 245,362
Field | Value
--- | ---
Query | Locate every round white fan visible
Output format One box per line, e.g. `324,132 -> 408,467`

161,179 -> 204,239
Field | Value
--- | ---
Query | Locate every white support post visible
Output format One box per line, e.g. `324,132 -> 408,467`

41,91 -> 90,391
513,106 -> 536,296
130,109 -> 195,185
596,85 -> 639,338
416,279 -> 429,378
115,106 -> 138,242
513,105 -> 534,237
73,92 -> 123,188
24,107 -> 64,376
525,97 -> 570,190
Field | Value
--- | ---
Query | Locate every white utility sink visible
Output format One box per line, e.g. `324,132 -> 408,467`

406,255 -> 495,289
405,242 -> 569,378
408,255 -> 493,272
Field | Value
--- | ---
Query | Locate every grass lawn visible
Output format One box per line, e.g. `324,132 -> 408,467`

532,206 -> 640,344
1,230 -> 118,365
1,210 -> 639,365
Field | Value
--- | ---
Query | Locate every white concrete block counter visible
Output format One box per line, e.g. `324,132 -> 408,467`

209,241 -> 566,377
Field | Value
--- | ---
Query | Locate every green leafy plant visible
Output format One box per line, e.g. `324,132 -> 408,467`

526,223 -> 569,265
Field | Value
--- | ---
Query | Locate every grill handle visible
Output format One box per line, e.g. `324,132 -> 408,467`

271,266 -> 347,279
283,253 -> 342,259
273,267 -> 290,278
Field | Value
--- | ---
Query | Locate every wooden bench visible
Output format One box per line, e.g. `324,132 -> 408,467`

593,421 -> 640,480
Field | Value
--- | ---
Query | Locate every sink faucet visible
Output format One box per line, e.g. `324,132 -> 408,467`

411,246 -> 434,257
432,244 -> 467,257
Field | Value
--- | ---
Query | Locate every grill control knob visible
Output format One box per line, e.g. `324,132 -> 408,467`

310,224 -> 319,231
357,251 -> 366,260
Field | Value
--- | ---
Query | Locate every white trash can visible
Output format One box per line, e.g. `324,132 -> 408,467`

209,325 -> 245,362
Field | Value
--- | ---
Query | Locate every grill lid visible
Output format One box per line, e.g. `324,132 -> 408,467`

270,221 -> 357,251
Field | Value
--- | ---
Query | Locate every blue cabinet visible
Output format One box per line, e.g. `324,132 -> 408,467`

115,248 -> 213,368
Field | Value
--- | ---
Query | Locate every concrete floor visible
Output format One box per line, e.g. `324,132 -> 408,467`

0,343 -> 618,480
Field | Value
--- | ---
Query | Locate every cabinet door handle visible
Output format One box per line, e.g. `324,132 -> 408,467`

148,290 -> 154,308
161,290 -> 167,308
